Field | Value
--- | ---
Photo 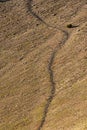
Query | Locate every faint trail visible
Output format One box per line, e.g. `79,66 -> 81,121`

38,32 -> 69,130
27,1 -> 69,130
27,0 -> 47,24
37,31 -> 68,130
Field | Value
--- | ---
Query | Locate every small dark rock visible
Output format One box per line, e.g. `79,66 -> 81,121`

67,24 -> 73,28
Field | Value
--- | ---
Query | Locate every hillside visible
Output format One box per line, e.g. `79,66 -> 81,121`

0,0 -> 87,130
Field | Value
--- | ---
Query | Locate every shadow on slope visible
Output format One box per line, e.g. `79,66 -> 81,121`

0,0 -> 10,2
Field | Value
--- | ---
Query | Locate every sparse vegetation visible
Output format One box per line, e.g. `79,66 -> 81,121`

0,0 -> 87,130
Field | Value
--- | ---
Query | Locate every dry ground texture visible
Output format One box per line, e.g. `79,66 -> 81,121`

0,0 -> 87,130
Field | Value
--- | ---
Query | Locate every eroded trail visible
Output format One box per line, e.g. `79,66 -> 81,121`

27,1 -> 69,130
40,32 -> 69,130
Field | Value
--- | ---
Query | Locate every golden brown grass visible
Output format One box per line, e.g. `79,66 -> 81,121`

0,0 -> 87,130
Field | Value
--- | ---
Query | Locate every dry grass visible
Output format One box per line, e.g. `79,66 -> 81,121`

0,0 -> 87,130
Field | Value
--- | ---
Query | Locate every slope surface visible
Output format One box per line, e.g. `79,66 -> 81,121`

0,0 -> 87,130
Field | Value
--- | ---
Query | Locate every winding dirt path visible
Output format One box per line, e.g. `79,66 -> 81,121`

27,0 -> 87,130
38,32 -> 69,130
27,1 -> 69,130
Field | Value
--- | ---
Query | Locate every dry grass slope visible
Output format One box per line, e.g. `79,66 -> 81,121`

0,0 -> 87,130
